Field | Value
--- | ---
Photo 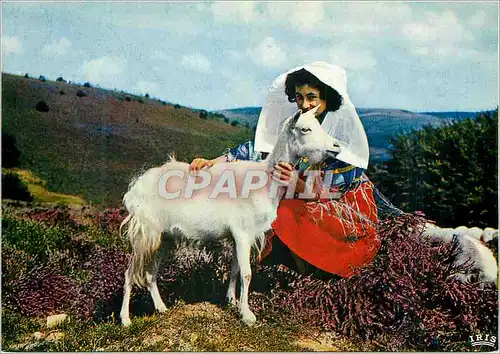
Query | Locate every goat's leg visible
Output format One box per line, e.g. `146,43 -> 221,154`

146,239 -> 168,313
120,260 -> 134,326
234,233 -> 256,326
226,246 -> 239,306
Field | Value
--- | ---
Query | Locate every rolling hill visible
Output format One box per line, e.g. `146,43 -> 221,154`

2,72 -> 490,206
218,107 -> 488,162
2,73 -> 253,206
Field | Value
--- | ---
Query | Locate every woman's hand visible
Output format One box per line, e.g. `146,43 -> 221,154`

295,170 -> 325,198
271,162 -> 294,185
189,158 -> 215,172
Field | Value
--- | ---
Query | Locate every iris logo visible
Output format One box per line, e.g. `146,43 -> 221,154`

469,333 -> 497,348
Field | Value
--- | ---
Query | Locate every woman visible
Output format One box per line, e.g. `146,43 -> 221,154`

190,62 -> 381,278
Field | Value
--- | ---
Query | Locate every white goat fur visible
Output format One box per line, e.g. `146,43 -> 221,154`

421,223 -> 498,285
119,105 -> 340,326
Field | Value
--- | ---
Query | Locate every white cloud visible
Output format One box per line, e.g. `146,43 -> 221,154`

211,2 -> 256,24
328,44 -> 377,71
181,53 -> 212,73
151,49 -> 171,61
2,35 -> 21,55
247,37 -> 287,68
226,49 -> 244,61
42,37 -> 72,57
467,10 -> 487,27
217,69 -> 267,109
351,74 -> 375,94
402,10 -> 473,44
289,1 -> 325,32
79,55 -> 127,86
411,46 -> 430,56
134,80 -> 158,96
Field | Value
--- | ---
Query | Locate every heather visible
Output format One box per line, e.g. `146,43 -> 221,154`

2,201 -> 497,351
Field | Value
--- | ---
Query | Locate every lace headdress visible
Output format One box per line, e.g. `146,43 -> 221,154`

254,62 -> 370,168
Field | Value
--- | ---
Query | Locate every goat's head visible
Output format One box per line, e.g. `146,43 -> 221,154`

285,105 -> 341,165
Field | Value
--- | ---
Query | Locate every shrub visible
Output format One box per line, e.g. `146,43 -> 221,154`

83,82 -> 92,88
145,93 -> 150,98
137,98 -> 145,104
124,96 -> 132,102
35,101 -> 49,112
56,77 -> 66,83
39,75 -> 47,82
199,110 -> 208,119
231,120 -> 239,127
250,213 -> 498,351
2,132 -> 21,168
9,265 -> 83,317
2,217 -> 72,263
223,117 -> 229,124
174,104 -> 181,109
369,110 -> 498,228
24,73 -> 29,78
76,90 -> 87,97
59,90 -> 66,95
2,172 -> 33,201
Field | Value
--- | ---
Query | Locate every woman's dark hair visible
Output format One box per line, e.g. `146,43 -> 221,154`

284,68 -> 343,112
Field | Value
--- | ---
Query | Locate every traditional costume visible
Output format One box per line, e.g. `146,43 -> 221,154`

226,62 -> 383,277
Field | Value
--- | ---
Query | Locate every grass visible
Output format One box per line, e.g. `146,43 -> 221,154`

2,73 -> 253,206
2,302 -> 313,352
4,168 -> 86,205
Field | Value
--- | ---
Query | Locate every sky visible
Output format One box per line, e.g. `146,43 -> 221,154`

1,1 -> 498,112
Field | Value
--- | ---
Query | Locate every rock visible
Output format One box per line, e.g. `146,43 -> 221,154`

46,331 -> 65,342
46,314 -> 69,328
190,333 -> 198,345
33,331 -> 45,340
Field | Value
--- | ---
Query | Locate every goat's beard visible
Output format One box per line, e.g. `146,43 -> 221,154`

299,149 -> 326,165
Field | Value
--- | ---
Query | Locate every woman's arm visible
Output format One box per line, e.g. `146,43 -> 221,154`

273,162 -> 323,199
189,140 -> 255,171
189,155 -> 226,171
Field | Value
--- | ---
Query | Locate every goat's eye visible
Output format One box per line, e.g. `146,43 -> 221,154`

301,128 -> 312,134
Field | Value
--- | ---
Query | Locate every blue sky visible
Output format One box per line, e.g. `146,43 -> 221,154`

2,1 -> 498,112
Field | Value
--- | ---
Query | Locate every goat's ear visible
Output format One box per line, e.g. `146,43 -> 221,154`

309,105 -> 321,116
292,109 -> 301,121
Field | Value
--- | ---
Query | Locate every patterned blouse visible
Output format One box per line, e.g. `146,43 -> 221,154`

225,140 -> 368,197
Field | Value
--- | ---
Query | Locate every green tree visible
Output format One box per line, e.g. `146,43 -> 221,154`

369,110 -> 498,228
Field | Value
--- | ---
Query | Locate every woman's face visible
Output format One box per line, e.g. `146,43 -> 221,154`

294,85 -> 327,117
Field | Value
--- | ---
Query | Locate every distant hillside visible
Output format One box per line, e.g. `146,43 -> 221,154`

2,73 -> 252,206
218,107 -> 482,162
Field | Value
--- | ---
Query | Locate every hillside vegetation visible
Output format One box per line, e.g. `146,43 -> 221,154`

369,110 -> 498,228
1,73 -> 498,352
217,106 -> 482,162
2,73 -> 252,206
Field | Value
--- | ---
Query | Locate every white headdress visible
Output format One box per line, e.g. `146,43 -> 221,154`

254,62 -> 370,169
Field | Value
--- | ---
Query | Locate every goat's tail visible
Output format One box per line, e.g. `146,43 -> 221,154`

120,211 -> 163,288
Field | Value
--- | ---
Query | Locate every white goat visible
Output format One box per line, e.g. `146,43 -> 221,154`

119,105 -> 340,326
421,223 -> 498,285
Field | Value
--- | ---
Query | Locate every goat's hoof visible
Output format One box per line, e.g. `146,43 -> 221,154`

226,296 -> 237,307
157,304 -> 168,313
121,317 -> 132,327
241,311 -> 257,326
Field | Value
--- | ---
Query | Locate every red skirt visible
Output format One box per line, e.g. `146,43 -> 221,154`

262,180 -> 381,278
